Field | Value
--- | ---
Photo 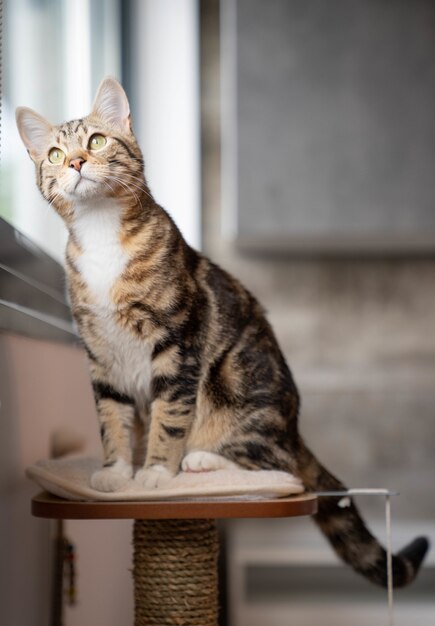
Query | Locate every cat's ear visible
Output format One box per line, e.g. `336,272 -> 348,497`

15,107 -> 53,160
91,77 -> 131,132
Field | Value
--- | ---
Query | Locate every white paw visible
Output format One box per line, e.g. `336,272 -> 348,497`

91,466 -> 132,492
134,465 -> 174,489
181,451 -> 238,473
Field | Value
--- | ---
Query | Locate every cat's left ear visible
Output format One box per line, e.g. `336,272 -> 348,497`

91,77 -> 131,132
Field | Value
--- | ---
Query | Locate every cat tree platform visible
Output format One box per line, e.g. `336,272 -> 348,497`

32,492 -> 317,626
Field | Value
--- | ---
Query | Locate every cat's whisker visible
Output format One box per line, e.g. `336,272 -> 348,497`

105,174 -> 144,212
126,174 -> 153,200
99,164 -> 149,195
109,177 -> 141,207
102,179 -> 117,197
46,191 -> 63,213
100,172 -> 132,198
102,168 -> 147,197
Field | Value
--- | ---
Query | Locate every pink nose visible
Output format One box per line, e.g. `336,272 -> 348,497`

69,158 -> 85,172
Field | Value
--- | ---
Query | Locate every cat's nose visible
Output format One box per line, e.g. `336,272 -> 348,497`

69,157 -> 86,172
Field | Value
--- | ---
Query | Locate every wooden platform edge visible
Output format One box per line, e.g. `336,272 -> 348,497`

32,491 -> 318,520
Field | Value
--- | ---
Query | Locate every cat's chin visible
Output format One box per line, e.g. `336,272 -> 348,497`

76,176 -> 100,194
63,180 -> 105,203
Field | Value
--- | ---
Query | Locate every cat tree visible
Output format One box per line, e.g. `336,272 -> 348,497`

32,492 -> 317,625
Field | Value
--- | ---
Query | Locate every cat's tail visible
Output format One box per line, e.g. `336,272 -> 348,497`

296,439 -> 429,587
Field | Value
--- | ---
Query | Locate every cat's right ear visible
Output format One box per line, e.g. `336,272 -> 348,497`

15,107 -> 53,161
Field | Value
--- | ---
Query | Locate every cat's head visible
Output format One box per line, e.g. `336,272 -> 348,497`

15,77 -> 144,220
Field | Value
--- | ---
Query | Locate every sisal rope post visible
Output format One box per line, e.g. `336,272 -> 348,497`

133,518 -> 220,626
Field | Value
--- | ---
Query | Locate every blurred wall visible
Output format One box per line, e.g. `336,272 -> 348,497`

201,0 -> 435,526
0,334 -> 133,626
230,0 -> 435,252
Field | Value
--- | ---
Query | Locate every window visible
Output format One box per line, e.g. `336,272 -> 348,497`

2,0 -> 122,261
2,0 -> 200,262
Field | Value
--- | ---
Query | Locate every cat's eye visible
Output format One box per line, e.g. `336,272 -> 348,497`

48,148 -> 65,164
88,134 -> 107,151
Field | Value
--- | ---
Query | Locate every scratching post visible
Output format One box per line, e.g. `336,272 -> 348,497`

133,519 -> 219,626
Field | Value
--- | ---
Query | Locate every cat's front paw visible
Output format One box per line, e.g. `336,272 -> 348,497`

181,451 -> 238,472
134,465 -> 174,489
91,465 -> 132,492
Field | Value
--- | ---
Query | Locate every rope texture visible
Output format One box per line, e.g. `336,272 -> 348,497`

133,519 -> 219,626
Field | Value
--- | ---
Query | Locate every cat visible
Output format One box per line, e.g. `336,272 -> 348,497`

16,77 -> 428,588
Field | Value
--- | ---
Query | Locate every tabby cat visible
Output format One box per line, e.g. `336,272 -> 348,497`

16,77 -> 428,587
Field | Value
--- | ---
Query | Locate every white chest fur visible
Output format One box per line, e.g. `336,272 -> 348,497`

72,201 -> 152,401
73,200 -> 129,305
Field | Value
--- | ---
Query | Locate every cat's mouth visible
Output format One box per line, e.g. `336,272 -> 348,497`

68,174 -> 100,198
60,174 -> 101,202
75,174 -> 97,188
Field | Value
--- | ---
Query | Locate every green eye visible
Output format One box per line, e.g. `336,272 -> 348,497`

48,148 -> 65,164
88,134 -> 107,151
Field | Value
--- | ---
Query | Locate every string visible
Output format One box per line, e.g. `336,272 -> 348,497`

314,488 -> 396,625
385,494 -> 394,626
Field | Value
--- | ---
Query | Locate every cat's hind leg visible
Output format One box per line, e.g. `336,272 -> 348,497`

181,451 -> 239,472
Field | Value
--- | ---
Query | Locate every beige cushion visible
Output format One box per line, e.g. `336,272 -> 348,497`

26,456 -> 304,502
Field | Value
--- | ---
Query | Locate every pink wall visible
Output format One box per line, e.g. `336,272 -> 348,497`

0,333 -> 133,626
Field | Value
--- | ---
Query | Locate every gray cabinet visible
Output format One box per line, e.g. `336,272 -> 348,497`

223,0 -> 435,253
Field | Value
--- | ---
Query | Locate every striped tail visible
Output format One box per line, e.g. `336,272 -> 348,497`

296,439 -> 429,587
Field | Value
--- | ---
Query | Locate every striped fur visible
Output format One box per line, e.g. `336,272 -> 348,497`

16,77 -> 428,587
